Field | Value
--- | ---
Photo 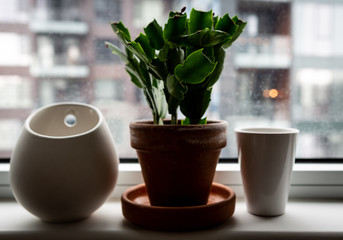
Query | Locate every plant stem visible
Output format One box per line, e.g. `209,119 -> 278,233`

171,112 -> 178,125
145,88 -> 163,125
154,114 -> 163,125
190,118 -> 201,124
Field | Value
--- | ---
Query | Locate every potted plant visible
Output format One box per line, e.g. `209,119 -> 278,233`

106,7 -> 246,207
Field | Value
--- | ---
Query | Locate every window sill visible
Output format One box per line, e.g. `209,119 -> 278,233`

0,198 -> 342,239
1,163 -> 343,199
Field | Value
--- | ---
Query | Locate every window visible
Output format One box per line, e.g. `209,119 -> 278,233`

0,76 -> 32,108
94,0 -> 121,23
0,0 -> 28,23
95,79 -> 124,102
133,0 -> 166,28
0,0 -> 343,161
0,33 -> 30,66
36,36 -> 83,66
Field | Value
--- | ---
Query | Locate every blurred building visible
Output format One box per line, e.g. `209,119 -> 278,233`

0,0 -> 172,157
218,0 -> 343,157
1,0 -> 343,158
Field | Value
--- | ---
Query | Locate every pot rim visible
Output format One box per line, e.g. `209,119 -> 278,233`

25,102 -> 104,139
235,127 -> 299,135
130,119 -> 228,128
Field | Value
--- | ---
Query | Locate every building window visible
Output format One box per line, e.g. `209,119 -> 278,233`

42,0 -> 80,21
133,0 -> 165,28
0,76 -> 32,108
94,0 -> 122,23
0,33 -> 30,66
0,0 -> 28,23
36,36 -> 83,66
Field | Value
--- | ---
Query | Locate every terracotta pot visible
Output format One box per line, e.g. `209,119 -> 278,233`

130,120 -> 228,207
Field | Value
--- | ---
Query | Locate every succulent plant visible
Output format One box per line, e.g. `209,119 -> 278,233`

106,7 -> 246,125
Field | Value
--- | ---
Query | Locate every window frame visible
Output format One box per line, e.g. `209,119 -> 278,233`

1,158 -> 343,199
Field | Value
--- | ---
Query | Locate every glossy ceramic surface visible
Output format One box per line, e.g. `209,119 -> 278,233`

235,128 -> 299,216
121,182 -> 236,231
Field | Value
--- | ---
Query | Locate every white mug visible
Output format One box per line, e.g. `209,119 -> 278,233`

235,128 -> 299,216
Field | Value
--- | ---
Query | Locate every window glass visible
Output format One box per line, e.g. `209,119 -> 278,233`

95,39 -> 120,64
133,0 -> 166,28
0,76 -> 32,108
94,0 -> 121,23
95,79 -> 124,102
0,0 -> 28,23
0,0 -> 342,159
0,33 -> 30,66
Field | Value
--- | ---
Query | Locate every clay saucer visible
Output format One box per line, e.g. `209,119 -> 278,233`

121,182 -> 236,231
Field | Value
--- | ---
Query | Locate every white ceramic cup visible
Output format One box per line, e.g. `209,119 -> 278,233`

235,128 -> 299,216
10,102 -> 119,222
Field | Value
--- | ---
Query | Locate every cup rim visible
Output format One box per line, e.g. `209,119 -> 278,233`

25,102 -> 103,139
234,127 -> 299,134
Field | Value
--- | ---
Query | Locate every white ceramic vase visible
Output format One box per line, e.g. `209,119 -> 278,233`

10,102 -> 119,222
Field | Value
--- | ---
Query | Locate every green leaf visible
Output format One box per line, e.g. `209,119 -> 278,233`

212,15 -> 219,29
166,47 -> 184,73
181,117 -> 190,125
109,9 -> 246,125
142,89 -> 157,123
152,78 -> 168,120
167,95 -> 179,121
188,28 -> 231,47
135,34 -> 155,60
149,58 -> 167,80
166,74 -> 187,100
185,46 -> 199,57
125,46 -> 133,59
158,44 -> 169,62
181,117 -> 207,125
174,49 -> 217,84
110,21 -> 131,41
125,56 -> 151,88
139,61 -> 151,87
105,41 -> 127,62
143,78 -> 167,125
232,15 -> 247,38
202,47 -> 214,61
127,41 -> 149,62
165,74 -> 187,122
203,46 -> 225,89
164,12 -> 188,41
125,55 -> 149,88
165,34 -> 191,48
215,13 -> 238,36
180,86 -> 212,124
199,117 -> 207,124
223,16 -> 247,48
144,19 -> 164,50
125,66 -> 144,88
188,8 -> 213,34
